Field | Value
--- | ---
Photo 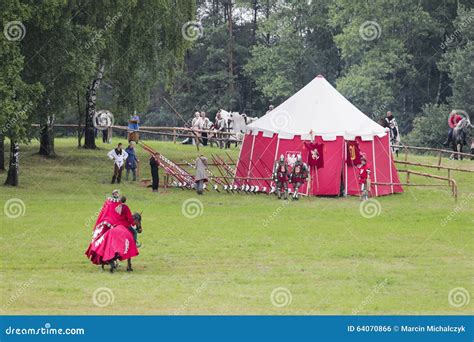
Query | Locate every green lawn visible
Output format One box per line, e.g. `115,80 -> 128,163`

0,138 -> 472,315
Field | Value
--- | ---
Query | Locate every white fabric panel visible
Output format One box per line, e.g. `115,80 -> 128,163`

248,75 -> 386,139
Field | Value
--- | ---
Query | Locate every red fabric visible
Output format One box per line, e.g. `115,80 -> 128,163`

304,141 -> 324,168
358,163 -> 370,184
346,135 -> 403,196
346,141 -> 361,166
234,133 -> 254,186
86,225 -> 139,265
86,199 -> 135,263
94,198 -> 120,230
251,133 -> 279,189
235,132 -> 402,197
448,114 -> 463,128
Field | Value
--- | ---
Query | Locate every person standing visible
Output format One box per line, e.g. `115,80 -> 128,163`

125,142 -> 139,181
108,143 -> 128,184
272,154 -> 289,200
149,154 -> 159,192
213,111 -> 227,149
290,155 -> 308,200
192,111 -> 203,146
200,111 -> 210,146
358,155 -> 371,201
195,155 -> 208,195
383,111 -> 401,157
127,112 -> 140,142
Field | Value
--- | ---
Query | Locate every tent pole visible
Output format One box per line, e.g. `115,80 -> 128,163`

387,135 -> 394,194
344,139 -> 348,197
372,139 -> 379,196
247,134 -> 256,179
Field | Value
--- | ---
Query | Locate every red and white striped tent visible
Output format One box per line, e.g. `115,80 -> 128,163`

235,75 -> 403,196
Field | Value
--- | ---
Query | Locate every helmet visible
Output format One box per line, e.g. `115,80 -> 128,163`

297,154 -> 302,162
279,154 -> 285,162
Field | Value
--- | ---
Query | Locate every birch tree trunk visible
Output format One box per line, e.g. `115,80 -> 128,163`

84,61 -> 105,149
4,141 -> 19,186
0,134 -> 4,171
39,115 -> 55,156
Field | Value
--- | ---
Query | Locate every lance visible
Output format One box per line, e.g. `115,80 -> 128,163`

163,97 -> 201,151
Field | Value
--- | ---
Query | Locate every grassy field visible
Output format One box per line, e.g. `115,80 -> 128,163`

0,138 -> 472,315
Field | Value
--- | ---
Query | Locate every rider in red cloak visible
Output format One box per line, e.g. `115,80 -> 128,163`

85,192 -> 139,268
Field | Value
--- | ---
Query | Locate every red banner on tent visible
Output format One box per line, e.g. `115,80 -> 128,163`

304,141 -> 324,168
346,141 -> 361,166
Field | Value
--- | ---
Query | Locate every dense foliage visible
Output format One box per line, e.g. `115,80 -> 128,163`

1,0 -> 473,184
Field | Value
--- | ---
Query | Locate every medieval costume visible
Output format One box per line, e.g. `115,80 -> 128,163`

445,112 -> 463,147
383,112 -> 401,157
213,112 -> 227,149
127,114 -> 140,142
149,155 -> 159,192
290,156 -> 308,200
195,155 -> 208,195
273,155 -> 289,200
125,142 -> 139,181
85,192 -> 135,264
358,156 -> 371,201
107,145 -> 128,184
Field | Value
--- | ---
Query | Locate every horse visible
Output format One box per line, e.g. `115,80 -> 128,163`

451,118 -> 473,160
98,212 -> 143,273
220,110 -> 258,148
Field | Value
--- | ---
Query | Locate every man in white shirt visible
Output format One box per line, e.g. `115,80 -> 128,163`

107,143 -> 129,184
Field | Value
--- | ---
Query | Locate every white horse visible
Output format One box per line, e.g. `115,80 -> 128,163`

219,110 -> 258,147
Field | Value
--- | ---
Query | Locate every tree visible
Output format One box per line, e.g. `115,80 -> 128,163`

0,1 -> 42,185
78,0 -> 195,149
19,0 -> 101,156
439,6 -> 474,115
245,0 -> 340,106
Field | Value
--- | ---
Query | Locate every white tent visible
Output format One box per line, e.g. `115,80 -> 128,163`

247,75 -> 387,141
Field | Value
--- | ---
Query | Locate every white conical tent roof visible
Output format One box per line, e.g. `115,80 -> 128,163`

248,75 -> 387,141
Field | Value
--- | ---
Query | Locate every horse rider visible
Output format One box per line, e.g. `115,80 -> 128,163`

290,155 -> 308,200
358,154 -> 371,201
273,154 -> 289,200
383,111 -> 401,157
444,110 -> 463,147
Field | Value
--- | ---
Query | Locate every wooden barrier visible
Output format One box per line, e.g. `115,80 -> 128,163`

397,169 -> 458,202
394,144 -> 473,159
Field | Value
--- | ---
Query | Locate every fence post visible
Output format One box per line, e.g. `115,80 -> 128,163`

173,129 -> 176,144
437,151 -> 442,170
